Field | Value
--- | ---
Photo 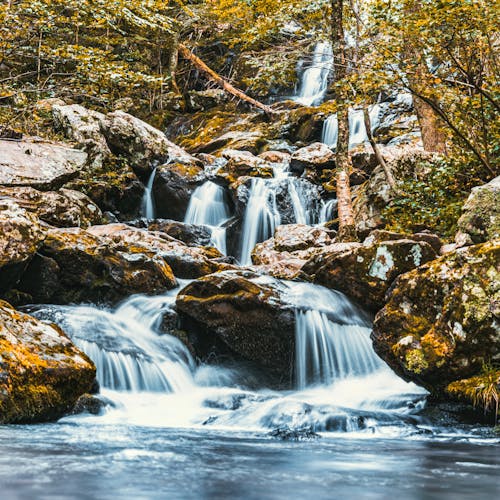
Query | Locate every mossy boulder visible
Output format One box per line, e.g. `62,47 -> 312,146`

0,200 -> 46,293
303,235 -> 437,310
456,176 -> 500,246
372,240 -> 500,395
17,227 -> 176,304
0,301 -> 96,423
0,186 -> 102,228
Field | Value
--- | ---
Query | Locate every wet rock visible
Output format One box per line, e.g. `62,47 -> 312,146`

0,301 -> 95,423
290,142 -> 335,175
153,162 -> 206,221
145,219 -> 212,247
455,176 -> 499,246
372,240 -> 500,394
268,426 -> 321,441
258,151 -> 291,164
100,110 -> 200,178
18,227 -> 176,304
70,394 -> 108,415
217,149 -> 273,183
0,138 -> 86,190
87,224 -> 229,279
304,237 -> 437,310
0,201 -> 46,293
176,270 -> 296,382
0,186 -> 102,228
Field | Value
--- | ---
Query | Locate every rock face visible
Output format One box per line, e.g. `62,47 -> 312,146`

0,187 -> 102,228
176,271 -> 295,382
100,110 -> 199,177
290,142 -> 335,175
145,219 -> 212,247
304,234 -> 437,310
456,176 -> 500,246
0,201 -> 46,292
0,138 -> 87,190
18,227 -> 176,304
0,301 -> 95,423
372,240 -> 500,394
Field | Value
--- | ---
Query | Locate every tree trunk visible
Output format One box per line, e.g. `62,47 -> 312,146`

331,0 -> 357,241
168,33 -> 180,94
412,95 -> 447,153
178,44 -> 275,116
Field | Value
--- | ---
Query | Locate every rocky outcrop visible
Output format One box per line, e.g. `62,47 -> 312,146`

372,240 -> 500,394
176,271 -> 296,382
290,142 -> 335,175
217,149 -> 273,183
0,186 -> 102,228
455,176 -> 499,246
0,301 -> 95,423
0,201 -> 46,292
0,138 -> 86,190
87,224 -> 230,279
18,227 -> 176,304
145,219 -> 212,247
303,233 -> 437,310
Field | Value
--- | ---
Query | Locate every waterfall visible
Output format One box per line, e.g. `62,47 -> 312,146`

295,41 -> 333,106
185,181 -> 230,254
319,198 -> 337,224
321,114 -> 338,148
141,167 -> 157,219
239,178 -> 281,265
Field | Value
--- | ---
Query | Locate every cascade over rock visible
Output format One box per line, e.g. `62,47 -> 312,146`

372,240 -> 500,394
303,233 -> 437,310
0,300 -> 95,423
0,186 -> 102,228
0,200 -> 46,293
17,227 -> 176,304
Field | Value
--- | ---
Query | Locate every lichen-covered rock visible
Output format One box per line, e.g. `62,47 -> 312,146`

100,110 -> 199,177
18,227 -> 176,304
372,240 -> 500,394
153,162 -> 206,221
455,176 -> 500,246
0,138 -> 86,190
0,301 -> 95,423
303,237 -> 437,310
176,270 -> 295,383
0,201 -> 46,292
217,149 -> 273,183
87,224 -> 231,279
0,186 -> 102,228
290,142 -> 335,175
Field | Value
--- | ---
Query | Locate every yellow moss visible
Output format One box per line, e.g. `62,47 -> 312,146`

405,348 -> 429,374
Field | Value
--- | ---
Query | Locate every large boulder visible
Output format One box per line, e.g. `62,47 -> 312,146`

290,142 -> 335,175
153,162 -> 206,221
216,149 -> 273,183
100,110 -> 199,178
0,301 -> 95,423
303,234 -> 437,310
176,270 -> 296,383
0,187 -> 102,228
17,227 -> 176,304
0,138 -> 86,190
87,224 -> 230,279
372,240 -> 500,394
455,176 -> 500,246
145,219 -> 212,247
0,201 -> 46,292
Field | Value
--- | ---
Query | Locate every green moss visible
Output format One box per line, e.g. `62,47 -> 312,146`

405,348 -> 429,374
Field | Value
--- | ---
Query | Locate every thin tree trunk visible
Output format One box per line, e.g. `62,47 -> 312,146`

178,44 -> 275,116
168,33 -> 180,94
363,107 -> 398,193
412,94 -> 447,153
331,0 -> 357,241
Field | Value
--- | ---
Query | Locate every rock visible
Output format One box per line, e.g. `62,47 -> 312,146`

18,227 -> 176,304
0,201 -> 46,293
87,224 -> 229,279
258,151 -> 291,164
290,142 -> 335,175
145,219 -> 212,246
188,89 -> 227,111
153,162 -> 206,221
193,130 -> 266,155
372,240 -> 500,394
0,138 -> 87,190
0,187 -> 102,228
176,270 -> 296,382
100,110 -> 199,178
0,301 -> 95,423
304,237 -> 437,310
456,176 -> 500,245
70,394 -> 108,415
217,149 -> 273,183
52,104 -> 110,166
274,224 -> 334,251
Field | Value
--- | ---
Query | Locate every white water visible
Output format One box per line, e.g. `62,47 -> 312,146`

141,167 -> 157,219
295,42 -> 333,106
319,198 -> 337,224
185,181 -> 230,254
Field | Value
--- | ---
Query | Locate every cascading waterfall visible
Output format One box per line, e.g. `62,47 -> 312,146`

295,41 -> 333,106
319,198 -> 337,224
185,180 -> 230,254
141,167 -> 157,219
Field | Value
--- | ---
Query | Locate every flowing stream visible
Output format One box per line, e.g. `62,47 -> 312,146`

141,167 -> 157,219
